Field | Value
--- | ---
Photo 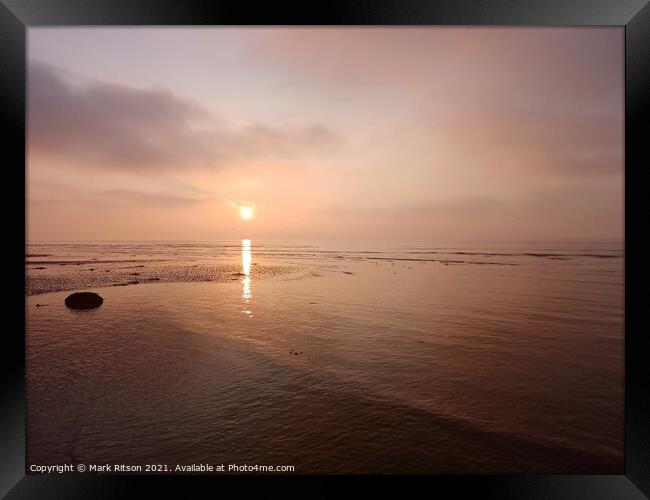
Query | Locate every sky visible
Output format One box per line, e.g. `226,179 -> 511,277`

27,27 -> 624,242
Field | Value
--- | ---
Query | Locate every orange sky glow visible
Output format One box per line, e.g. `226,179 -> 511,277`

27,27 -> 623,242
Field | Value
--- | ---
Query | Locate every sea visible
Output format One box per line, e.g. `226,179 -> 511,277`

26,240 -> 624,473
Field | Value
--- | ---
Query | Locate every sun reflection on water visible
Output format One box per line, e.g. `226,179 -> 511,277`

242,239 -> 252,316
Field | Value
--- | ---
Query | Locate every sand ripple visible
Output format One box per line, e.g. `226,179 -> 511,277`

26,262 -> 304,295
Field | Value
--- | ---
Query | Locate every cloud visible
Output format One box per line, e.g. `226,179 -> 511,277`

248,28 -> 622,106
28,62 -> 341,172
419,103 -> 623,178
247,28 -> 622,180
28,179 -> 226,209
320,183 -> 623,241
99,189 -> 210,207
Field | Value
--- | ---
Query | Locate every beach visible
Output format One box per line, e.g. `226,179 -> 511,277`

25,240 -> 624,473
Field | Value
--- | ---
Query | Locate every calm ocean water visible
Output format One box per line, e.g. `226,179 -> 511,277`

26,240 -> 624,473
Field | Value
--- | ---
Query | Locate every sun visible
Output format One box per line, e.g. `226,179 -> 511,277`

239,206 -> 254,220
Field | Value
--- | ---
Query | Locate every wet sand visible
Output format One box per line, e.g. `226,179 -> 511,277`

26,241 -> 624,473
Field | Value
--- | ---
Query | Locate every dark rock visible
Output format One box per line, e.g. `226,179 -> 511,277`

34,266 -> 47,270
129,272 -> 140,276
35,303 -> 48,307
64,292 -> 103,310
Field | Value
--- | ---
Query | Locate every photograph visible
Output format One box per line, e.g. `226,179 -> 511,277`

25,27 -> 624,475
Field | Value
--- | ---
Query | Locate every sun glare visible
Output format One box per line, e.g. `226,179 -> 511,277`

239,206 -> 254,220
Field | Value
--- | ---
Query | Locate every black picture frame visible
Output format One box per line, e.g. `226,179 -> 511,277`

2,1 -> 648,498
